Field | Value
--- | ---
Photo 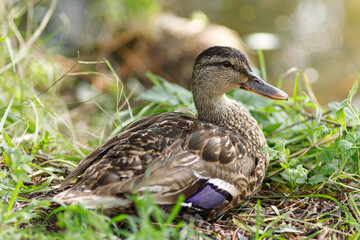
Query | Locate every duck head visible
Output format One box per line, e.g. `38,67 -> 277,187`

191,46 -> 288,101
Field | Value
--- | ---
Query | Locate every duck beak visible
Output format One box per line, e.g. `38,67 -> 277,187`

240,72 -> 288,100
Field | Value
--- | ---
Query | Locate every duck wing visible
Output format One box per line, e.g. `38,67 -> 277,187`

56,115 -> 266,216
60,112 -> 197,189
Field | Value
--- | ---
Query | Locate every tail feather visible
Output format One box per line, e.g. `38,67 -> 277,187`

54,189 -> 132,210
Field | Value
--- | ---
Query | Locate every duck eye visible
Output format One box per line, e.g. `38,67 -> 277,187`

222,61 -> 232,68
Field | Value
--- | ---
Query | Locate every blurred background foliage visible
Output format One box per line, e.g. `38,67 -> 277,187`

3,0 -> 359,104
42,0 -> 360,103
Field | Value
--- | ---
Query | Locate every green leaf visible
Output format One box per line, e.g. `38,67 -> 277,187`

263,123 -> 282,134
3,151 -> 12,167
319,165 -> 334,176
308,174 -> 327,185
11,169 -> 31,183
318,149 -> 335,163
337,75 -> 360,124
280,162 -> 287,170
280,165 -> 308,185
146,72 -> 163,87
319,127 -> 330,138
339,139 -> 353,151
336,107 -> 346,130
31,130 -> 53,156
3,132 -> 14,147
339,139 -> 356,159
344,75 -> 359,106
136,75 -> 191,107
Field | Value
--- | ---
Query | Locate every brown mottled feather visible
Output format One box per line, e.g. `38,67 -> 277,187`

60,113 -> 168,188
55,46 -> 287,217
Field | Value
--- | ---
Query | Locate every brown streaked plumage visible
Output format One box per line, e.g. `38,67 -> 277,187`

54,46 -> 288,217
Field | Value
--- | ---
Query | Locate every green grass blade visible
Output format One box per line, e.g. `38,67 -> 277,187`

165,194 -> 185,225
0,95 -> 15,133
258,49 -> 267,82
6,180 -> 22,217
277,73 -> 283,89
5,37 -> 16,73
256,199 -> 261,239
293,72 -> 300,106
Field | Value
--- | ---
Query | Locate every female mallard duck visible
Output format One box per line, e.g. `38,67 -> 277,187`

55,46 -> 288,217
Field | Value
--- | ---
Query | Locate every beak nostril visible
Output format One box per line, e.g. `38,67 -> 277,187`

254,78 -> 262,84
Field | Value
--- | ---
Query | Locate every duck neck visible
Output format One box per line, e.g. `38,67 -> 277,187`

194,93 -> 266,148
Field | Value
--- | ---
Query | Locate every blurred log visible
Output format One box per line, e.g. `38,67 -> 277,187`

108,12 -> 248,89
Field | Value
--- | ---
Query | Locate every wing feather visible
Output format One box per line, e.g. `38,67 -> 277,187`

56,124 -> 258,213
